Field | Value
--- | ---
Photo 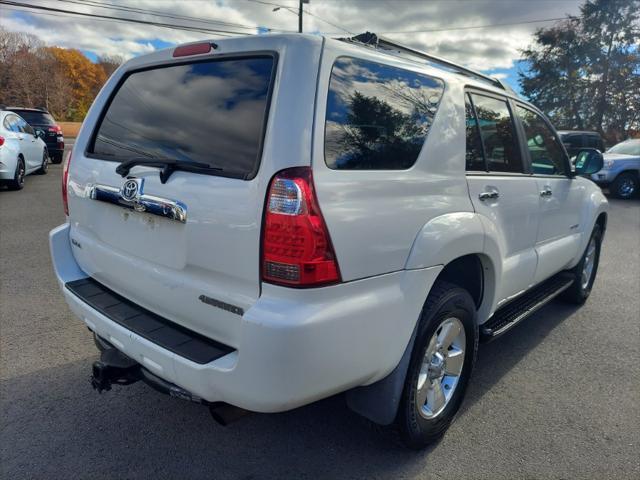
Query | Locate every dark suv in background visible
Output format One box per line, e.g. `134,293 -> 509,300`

4,107 -> 64,163
558,130 -> 605,157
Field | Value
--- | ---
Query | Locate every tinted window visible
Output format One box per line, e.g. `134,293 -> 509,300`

562,134 -> 583,149
12,110 -> 55,126
325,57 -> 444,170
586,135 -> 603,150
470,94 -> 523,173
91,57 -> 275,179
465,94 -> 485,171
516,106 -> 567,175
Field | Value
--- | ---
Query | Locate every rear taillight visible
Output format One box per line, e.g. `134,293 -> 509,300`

48,125 -> 62,134
262,167 -> 341,287
62,148 -> 72,216
0,136 -> 4,147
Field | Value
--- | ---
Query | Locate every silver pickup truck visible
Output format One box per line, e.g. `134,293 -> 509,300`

591,139 -> 640,199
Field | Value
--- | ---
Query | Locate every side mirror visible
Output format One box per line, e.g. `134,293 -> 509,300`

574,148 -> 604,176
35,130 -> 45,139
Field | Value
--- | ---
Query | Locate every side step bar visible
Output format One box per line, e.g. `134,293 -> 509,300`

480,274 -> 574,342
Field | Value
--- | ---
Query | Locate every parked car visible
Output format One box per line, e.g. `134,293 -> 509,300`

558,130 -> 605,157
0,109 -> 49,189
4,107 -> 64,163
49,33 -> 608,449
589,139 -> 640,199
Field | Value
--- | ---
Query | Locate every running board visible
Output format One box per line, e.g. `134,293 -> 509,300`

480,274 -> 574,342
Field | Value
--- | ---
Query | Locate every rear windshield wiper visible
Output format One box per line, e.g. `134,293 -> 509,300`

115,157 -> 222,184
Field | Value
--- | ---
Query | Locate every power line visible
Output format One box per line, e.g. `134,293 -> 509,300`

378,17 -> 570,34
58,0 -> 290,33
245,0 -> 353,34
0,1 -> 258,36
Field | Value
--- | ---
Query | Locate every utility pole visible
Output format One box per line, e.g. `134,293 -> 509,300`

299,0 -> 309,33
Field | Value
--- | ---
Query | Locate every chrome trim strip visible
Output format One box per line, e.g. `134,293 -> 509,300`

89,183 -> 188,223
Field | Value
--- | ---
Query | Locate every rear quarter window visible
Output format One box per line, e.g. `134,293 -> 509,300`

89,55 -> 276,180
324,57 -> 444,170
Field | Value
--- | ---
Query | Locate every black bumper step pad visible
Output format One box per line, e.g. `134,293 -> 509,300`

481,273 -> 574,341
66,278 -> 234,364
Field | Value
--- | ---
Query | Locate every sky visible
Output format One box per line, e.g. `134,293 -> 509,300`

0,0 -> 586,92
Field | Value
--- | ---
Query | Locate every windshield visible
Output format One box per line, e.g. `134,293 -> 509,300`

607,140 -> 640,156
12,110 -> 55,126
90,56 -> 276,179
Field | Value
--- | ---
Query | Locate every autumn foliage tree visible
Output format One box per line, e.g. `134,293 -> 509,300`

0,26 -> 120,121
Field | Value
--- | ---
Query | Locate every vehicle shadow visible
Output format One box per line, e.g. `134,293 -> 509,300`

0,300 -> 579,479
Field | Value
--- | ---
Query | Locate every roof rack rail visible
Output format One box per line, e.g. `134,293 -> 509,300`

339,32 -> 509,92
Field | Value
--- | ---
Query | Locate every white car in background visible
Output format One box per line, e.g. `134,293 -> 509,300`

591,139 -> 640,199
0,109 -> 49,190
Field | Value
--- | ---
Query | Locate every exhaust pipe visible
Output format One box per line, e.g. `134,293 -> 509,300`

209,402 -> 252,426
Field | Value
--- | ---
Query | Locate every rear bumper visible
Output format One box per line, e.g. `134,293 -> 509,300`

50,223 -> 440,412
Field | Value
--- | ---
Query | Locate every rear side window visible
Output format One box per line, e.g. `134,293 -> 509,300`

90,56 -> 276,179
465,94 -> 485,171
325,57 -> 444,170
516,106 -> 567,175
562,134 -> 582,149
469,93 -> 523,173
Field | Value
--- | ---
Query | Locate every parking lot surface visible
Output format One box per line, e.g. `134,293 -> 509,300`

1,162 -> 639,479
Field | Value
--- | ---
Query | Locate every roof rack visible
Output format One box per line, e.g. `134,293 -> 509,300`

339,32 -> 512,93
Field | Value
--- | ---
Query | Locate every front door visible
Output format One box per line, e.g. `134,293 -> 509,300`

465,92 -> 539,305
514,105 -> 585,284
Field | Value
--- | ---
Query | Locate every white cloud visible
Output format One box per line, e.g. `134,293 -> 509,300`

0,0 -> 583,71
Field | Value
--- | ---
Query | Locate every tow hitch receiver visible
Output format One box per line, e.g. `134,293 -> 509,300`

90,348 -> 141,393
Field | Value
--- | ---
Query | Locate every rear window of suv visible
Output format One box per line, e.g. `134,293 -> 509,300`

11,110 -> 55,126
325,57 -> 444,170
89,56 -> 276,180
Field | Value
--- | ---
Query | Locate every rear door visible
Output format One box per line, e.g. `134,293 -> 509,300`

514,105 -> 584,284
67,55 -> 277,348
465,91 -> 539,304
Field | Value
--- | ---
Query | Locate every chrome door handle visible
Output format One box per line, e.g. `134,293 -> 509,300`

479,190 -> 499,201
540,188 -> 552,197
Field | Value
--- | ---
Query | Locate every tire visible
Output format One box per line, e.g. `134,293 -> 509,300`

7,157 -> 25,190
50,153 -> 63,165
610,172 -> 638,199
37,151 -> 49,175
561,225 -> 602,304
393,281 -> 478,449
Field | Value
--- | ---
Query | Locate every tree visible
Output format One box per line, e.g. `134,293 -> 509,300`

519,0 -> 640,142
0,26 -> 111,121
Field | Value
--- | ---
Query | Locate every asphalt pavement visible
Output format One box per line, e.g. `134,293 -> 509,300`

1,160 -> 639,479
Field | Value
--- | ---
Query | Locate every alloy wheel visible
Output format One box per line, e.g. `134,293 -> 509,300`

416,317 -> 466,419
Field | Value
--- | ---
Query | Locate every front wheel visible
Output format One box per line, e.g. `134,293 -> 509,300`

561,225 -> 602,304
610,172 -> 638,199
394,281 -> 478,449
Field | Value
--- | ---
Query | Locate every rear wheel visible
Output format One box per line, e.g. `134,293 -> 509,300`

394,281 -> 478,449
610,172 -> 638,199
37,151 -> 49,174
561,225 -> 602,304
7,157 -> 25,190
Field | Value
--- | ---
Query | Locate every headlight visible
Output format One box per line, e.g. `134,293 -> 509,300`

603,158 -> 615,169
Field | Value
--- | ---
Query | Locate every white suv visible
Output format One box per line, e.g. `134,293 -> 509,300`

49,33 -> 608,449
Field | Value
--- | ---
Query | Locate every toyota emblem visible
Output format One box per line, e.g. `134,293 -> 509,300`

121,179 -> 140,201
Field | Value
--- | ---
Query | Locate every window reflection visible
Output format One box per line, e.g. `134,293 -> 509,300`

325,57 -> 445,170
91,57 -> 275,178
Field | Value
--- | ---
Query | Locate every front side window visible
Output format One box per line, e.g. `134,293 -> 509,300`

90,56 -> 276,179
516,106 -> 567,175
470,93 -> 523,173
325,57 -> 445,170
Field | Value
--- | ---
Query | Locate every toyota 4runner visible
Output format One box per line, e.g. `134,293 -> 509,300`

49,33 -> 608,449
